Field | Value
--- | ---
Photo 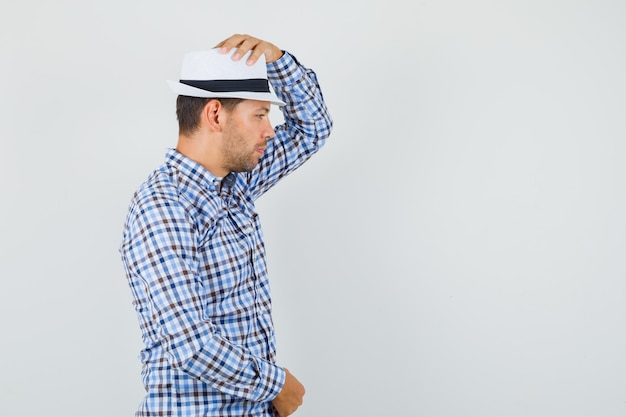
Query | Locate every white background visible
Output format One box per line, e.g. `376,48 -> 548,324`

1,1 -> 625,416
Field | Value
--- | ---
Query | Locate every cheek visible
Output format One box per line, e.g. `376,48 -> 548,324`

242,119 -> 266,138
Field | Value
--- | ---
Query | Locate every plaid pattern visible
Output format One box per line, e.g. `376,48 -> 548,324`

120,52 -> 332,417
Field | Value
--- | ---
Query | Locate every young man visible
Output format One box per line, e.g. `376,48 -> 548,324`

119,34 -> 333,417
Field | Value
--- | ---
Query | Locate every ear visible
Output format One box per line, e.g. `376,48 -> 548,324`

202,99 -> 227,132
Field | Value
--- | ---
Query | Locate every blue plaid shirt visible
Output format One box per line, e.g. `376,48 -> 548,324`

120,51 -> 332,417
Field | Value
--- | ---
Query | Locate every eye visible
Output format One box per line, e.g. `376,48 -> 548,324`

256,114 -> 266,119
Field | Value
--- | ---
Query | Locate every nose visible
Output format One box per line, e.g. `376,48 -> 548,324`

263,118 -> 275,139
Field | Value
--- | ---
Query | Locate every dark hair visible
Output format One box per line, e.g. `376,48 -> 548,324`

176,96 -> 243,135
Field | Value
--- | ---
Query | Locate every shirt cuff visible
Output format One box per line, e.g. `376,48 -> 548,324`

255,361 -> 286,402
267,51 -> 306,88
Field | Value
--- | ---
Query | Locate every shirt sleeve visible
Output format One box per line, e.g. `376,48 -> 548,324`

120,192 -> 286,402
247,51 -> 333,198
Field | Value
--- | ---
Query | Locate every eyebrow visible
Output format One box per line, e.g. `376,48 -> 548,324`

255,106 -> 270,113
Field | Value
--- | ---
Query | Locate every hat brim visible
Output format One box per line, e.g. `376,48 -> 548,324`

167,80 -> 285,106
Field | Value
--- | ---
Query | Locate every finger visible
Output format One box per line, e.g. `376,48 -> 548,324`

213,34 -> 276,65
231,37 -> 261,61
246,43 -> 268,65
247,41 -> 281,65
214,33 -> 248,53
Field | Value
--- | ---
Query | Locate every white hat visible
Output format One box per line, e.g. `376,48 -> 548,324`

167,48 -> 285,106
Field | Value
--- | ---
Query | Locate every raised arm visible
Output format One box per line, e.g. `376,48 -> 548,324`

217,34 -> 333,198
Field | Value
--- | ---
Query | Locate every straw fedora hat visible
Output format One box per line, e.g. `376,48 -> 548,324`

167,48 -> 285,106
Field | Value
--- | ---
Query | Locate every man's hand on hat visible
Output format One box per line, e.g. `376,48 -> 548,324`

215,34 -> 283,66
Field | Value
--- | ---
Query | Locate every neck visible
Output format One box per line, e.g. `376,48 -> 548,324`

175,132 -> 228,177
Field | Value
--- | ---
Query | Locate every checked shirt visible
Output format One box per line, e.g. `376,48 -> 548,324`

120,51 -> 332,417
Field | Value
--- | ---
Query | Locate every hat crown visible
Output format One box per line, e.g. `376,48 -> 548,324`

167,48 -> 284,106
179,49 -> 267,81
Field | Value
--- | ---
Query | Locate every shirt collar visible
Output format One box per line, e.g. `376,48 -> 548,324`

164,148 -> 222,191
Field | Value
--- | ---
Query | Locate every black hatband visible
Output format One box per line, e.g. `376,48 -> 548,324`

180,78 -> 269,93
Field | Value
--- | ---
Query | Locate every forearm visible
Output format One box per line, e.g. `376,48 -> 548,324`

269,51 -> 333,151
126,259 -> 286,403
172,332 -> 286,402
248,52 -> 333,196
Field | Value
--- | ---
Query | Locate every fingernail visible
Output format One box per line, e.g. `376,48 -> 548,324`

232,53 -> 240,60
